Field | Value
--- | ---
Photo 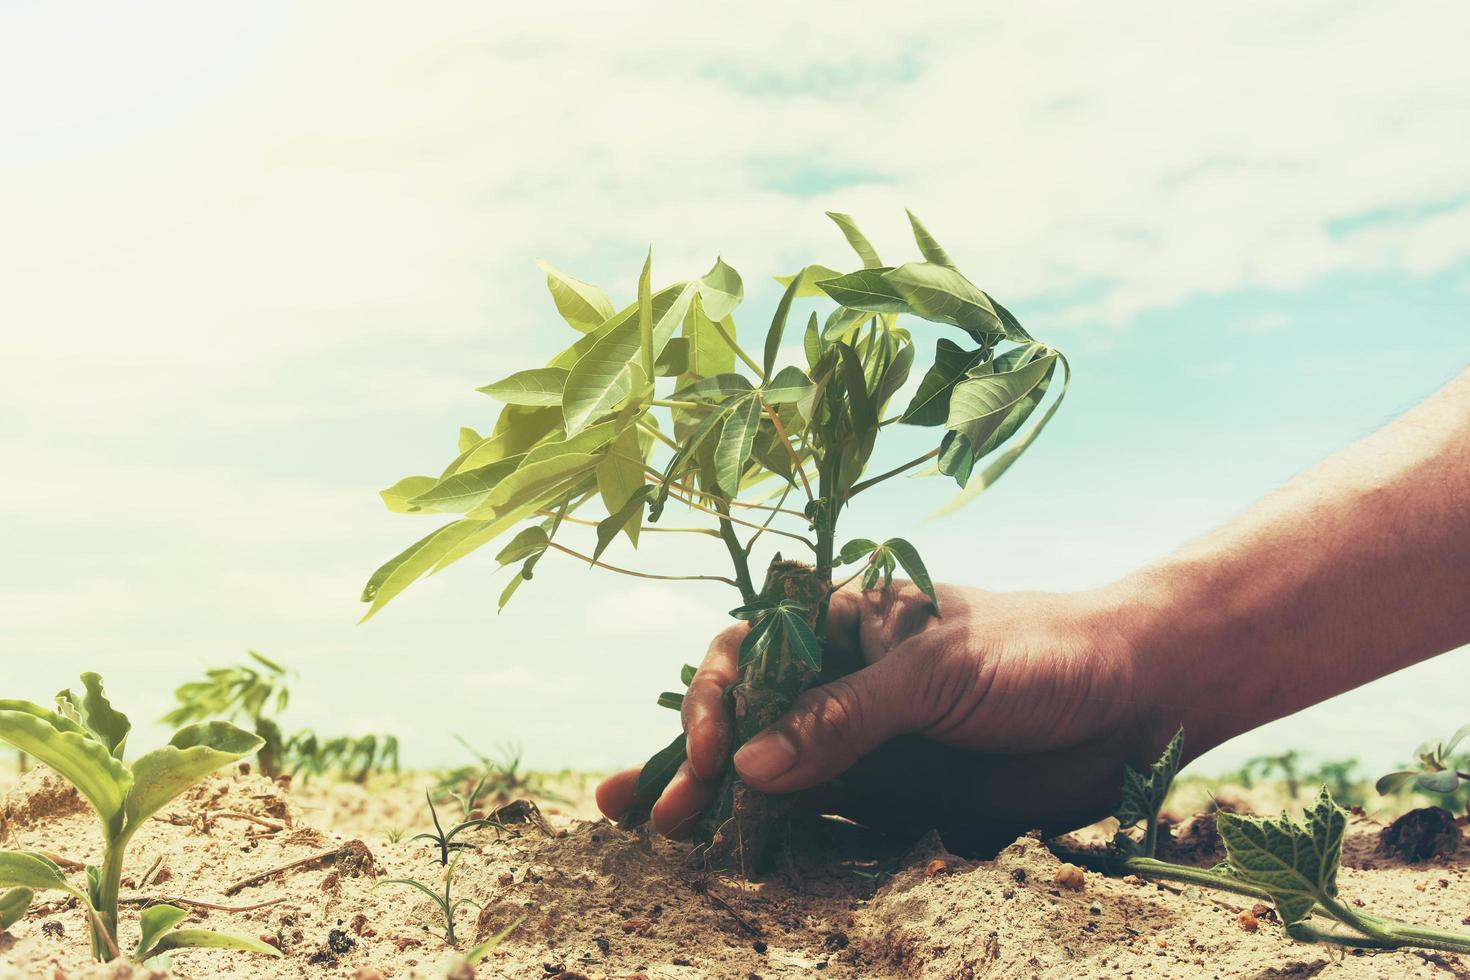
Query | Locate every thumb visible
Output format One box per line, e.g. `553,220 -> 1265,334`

732,654 -> 917,793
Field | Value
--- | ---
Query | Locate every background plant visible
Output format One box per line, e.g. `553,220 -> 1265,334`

0,673 -> 279,963
379,855 -> 477,947
162,651 -> 291,778
1377,724 -> 1470,802
363,211 -> 1070,871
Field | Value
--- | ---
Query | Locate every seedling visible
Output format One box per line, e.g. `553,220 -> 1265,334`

285,730 -> 400,784
0,673 -> 280,962
379,855 -> 477,946
1376,724 -> 1470,797
162,651 -> 292,778
364,211 -> 1070,871
1237,750 -> 1303,798
1075,729 -> 1470,956
462,915 -> 523,966
411,790 -> 494,865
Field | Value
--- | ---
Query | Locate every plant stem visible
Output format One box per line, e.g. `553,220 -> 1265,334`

545,542 -> 740,588
847,447 -> 940,497
762,405 -> 814,500
537,510 -> 720,537
651,398 -> 703,410
714,501 -> 756,601
655,481 -> 816,550
712,317 -> 766,381
744,482 -> 795,555
638,418 -> 680,451
95,841 -> 126,961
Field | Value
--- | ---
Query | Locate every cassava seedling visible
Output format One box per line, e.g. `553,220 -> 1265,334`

0,673 -> 280,963
1376,723 -> 1470,799
363,211 -> 1071,872
412,790 -> 494,865
379,855 -> 477,946
162,650 -> 292,778
1073,729 -> 1470,956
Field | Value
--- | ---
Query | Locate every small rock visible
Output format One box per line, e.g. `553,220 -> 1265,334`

924,859 -> 950,877
1238,910 -> 1259,932
1053,863 -> 1086,892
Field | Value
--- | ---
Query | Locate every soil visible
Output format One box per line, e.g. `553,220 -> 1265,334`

4,767 -> 1470,979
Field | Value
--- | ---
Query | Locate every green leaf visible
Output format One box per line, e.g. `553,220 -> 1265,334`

465,916 -> 523,964
835,538 -> 879,566
762,365 -> 814,405
906,210 -> 953,267
1113,727 -> 1183,851
465,454 -> 601,520
1216,788 -> 1346,926
680,293 -> 736,380
409,457 -> 524,514
901,339 -> 986,426
56,673 -> 131,758
737,613 -> 777,667
522,421 -> 617,466
826,211 -> 883,269
497,569 -> 526,613
0,704 -> 132,831
0,852 -> 81,900
477,367 -> 569,406
816,267 -> 908,314
714,395 -> 762,496
680,664 -> 697,686
1374,770 -> 1419,795
380,475 -> 438,514
991,297 -> 1034,344
884,262 -> 1004,340
774,606 -> 822,671
882,538 -> 938,612
535,259 -> 615,332
774,264 -> 844,297
494,526 -> 549,565
453,406 -> 561,473
933,353 -> 1069,516
656,692 -> 683,711
146,928 -> 283,958
135,903 -> 190,958
1417,770 -> 1462,793
637,249 -> 654,381
0,886 -> 33,930
697,257 -> 744,320
565,282 -> 695,434
597,425 -> 646,546
945,353 -> 1058,449
593,486 -> 652,563
803,312 -> 822,368
635,733 -> 686,800
654,337 -> 690,376
675,373 -> 754,401
762,273 -> 803,380
458,426 -> 482,454
360,519 -> 495,620
126,722 -> 263,831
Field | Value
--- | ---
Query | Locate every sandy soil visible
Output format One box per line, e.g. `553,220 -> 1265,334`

4,766 -> 1470,979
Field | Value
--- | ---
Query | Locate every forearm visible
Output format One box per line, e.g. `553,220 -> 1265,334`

1116,367 -> 1470,758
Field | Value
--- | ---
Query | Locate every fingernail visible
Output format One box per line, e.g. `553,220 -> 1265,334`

733,731 -> 798,782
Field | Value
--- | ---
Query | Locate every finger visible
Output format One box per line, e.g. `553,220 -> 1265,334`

650,761 -> 717,838
595,767 -> 642,821
733,652 -> 919,794
682,625 -> 743,781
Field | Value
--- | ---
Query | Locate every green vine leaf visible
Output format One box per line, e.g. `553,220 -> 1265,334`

1216,788 -> 1346,927
1113,727 -> 1183,856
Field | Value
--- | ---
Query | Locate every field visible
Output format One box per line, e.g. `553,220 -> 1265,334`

4,760 -> 1470,980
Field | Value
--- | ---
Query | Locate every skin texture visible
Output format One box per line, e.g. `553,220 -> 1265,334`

597,368 -> 1470,854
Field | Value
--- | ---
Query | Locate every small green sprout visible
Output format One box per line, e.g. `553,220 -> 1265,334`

379,855 -> 477,946
412,791 -> 494,865
1376,724 -> 1470,797
1111,727 -> 1183,858
0,673 -> 280,963
463,915 -> 523,966
162,651 -> 291,778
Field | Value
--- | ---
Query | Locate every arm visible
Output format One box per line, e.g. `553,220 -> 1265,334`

1124,367 -> 1470,760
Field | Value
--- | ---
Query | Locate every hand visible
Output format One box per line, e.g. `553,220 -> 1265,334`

597,579 -> 1166,854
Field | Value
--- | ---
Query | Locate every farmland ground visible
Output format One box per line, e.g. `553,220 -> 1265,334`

1,767 -> 1467,979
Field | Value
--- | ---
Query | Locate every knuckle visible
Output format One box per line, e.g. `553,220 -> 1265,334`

791,680 -> 868,747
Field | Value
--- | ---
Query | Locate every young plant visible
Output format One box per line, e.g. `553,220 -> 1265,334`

1112,727 -> 1183,858
1376,724 -> 1470,797
379,855 -> 477,946
161,651 -> 292,778
411,791 -> 493,865
0,673 -> 280,963
1075,729 -> 1470,956
363,212 -> 1071,871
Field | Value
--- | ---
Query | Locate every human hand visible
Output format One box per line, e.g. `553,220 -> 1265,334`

597,580 -> 1167,854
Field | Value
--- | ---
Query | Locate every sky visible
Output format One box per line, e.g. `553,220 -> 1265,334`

2,1 -> 1469,782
